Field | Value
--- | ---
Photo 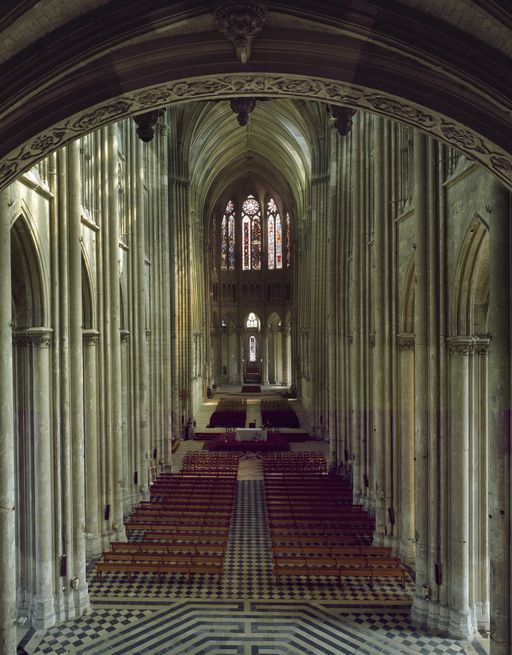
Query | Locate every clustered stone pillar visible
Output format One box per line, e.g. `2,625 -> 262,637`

411,131 -> 430,625
488,179 -> 511,655
83,330 -> 102,558
28,328 -> 56,629
397,333 -> 415,567
446,335 -> 474,637
0,188 -> 16,654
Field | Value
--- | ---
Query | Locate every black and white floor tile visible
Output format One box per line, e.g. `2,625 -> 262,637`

21,480 -> 488,654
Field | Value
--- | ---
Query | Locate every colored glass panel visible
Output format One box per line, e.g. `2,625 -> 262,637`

228,215 -> 235,269
275,211 -> 282,268
249,335 -> 257,362
242,217 -> 251,270
268,215 -> 275,269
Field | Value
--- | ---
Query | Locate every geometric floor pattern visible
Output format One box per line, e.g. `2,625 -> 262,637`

20,479 -> 489,654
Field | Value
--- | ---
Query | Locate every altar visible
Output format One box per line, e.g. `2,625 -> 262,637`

235,427 -> 268,442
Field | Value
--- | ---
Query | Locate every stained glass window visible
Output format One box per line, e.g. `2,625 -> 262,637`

246,312 -> 258,328
268,215 -> 275,269
267,198 -> 283,270
286,212 -> 291,267
228,214 -> 235,269
242,216 -> 251,270
242,194 -> 261,271
221,215 -> 227,269
221,200 -> 235,270
249,335 -> 257,362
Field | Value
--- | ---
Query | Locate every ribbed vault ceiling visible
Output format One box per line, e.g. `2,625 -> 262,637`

182,98 -> 318,222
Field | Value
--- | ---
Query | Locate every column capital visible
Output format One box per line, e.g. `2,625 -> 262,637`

397,333 -> 415,351
474,336 -> 490,355
12,331 -> 30,347
120,329 -> 130,343
83,329 -> 100,346
446,335 -> 475,356
27,327 -> 53,348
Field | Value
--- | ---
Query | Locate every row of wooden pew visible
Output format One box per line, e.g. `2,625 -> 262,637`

264,462 -> 407,589
96,463 -> 237,582
262,452 -> 327,473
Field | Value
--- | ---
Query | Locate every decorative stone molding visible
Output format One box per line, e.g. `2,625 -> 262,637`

132,110 -> 164,142
214,1 -> 268,64
329,105 -> 357,136
446,335 -> 475,356
27,327 -> 53,348
1,73 -> 511,190
83,329 -> 100,346
397,333 -> 415,351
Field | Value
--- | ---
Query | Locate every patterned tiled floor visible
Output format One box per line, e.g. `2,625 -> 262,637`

20,478 -> 489,654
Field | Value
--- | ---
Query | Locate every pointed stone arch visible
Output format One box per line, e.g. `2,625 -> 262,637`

450,214 -> 489,336
11,210 -> 46,328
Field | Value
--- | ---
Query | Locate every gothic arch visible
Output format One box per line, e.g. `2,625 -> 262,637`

400,254 -> 415,335
451,215 -> 489,336
11,211 -> 46,328
81,249 -> 94,330
0,4 -> 511,190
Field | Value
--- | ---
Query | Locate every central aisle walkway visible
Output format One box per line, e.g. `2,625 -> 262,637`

20,442 -> 485,655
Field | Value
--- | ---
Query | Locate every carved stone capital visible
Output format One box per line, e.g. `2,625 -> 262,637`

12,331 -> 30,348
397,333 -> 415,351
83,329 -> 100,346
474,336 -> 490,355
214,1 -> 268,64
132,110 -> 164,142
27,327 -> 53,349
446,335 -> 475,356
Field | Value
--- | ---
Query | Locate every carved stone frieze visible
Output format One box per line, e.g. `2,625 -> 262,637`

1,73 -> 511,191
214,1 -> 268,64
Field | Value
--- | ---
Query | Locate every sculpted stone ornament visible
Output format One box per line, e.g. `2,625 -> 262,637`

229,97 -> 257,125
214,1 -> 268,64
329,105 -> 357,136
132,110 -> 164,142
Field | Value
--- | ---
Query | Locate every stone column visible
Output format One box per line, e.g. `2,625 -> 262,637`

475,337 -> 490,629
446,336 -> 475,638
411,131 -> 429,625
0,188 -> 16,655
108,124 -> 125,540
282,324 -> 291,386
237,327 -> 243,384
28,328 -> 56,629
68,139 -> 89,613
398,333 -> 416,566
83,330 -> 102,557
488,179 -> 510,655
262,328 -> 269,385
